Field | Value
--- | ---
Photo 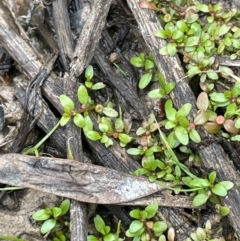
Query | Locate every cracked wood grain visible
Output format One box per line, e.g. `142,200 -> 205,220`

70,0 -> 113,78
0,154 -> 164,204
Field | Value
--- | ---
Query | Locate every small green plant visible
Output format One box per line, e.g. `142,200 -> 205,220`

185,220 -> 225,241
126,203 -> 169,241
87,215 -> 123,241
164,99 -> 201,145
130,52 -> 157,89
32,199 -> 70,239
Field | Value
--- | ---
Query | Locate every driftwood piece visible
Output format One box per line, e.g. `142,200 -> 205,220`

126,0 -> 240,233
52,0 -> 73,72
70,0 -> 113,78
0,153 -> 165,204
0,1 -> 63,112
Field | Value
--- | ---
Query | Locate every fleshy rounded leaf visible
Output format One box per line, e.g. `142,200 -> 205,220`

193,193 -> 209,206
52,207 -> 62,218
189,129 -> 201,143
145,203 -> 158,218
60,115 -> 71,126
60,95 -> 74,113
94,215 -> 106,234
218,181 -> 234,191
60,199 -> 70,215
212,183 -> 227,196
92,82 -> 106,90
102,107 -> 118,117
129,220 -> 143,233
78,85 -> 89,105
32,209 -> 51,221
130,57 -> 144,67
85,131 -> 102,141
85,65 -> 94,80
73,113 -> 85,128
139,72 -> 152,89
196,92 -> 209,110
41,219 -> 57,234
130,209 -> 141,219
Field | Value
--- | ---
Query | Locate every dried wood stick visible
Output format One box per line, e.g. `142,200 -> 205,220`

52,0 -> 74,71
70,0 -> 113,78
0,153 -> 165,204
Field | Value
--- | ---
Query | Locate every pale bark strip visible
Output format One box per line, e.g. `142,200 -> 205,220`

70,0 -> 113,78
0,153 -> 165,204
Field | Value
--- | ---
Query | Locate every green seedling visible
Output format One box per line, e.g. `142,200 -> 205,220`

130,52 -> 157,89
147,73 -> 175,99
126,203 -> 168,240
164,99 -> 201,145
32,199 -> 70,237
87,215 -> 123,241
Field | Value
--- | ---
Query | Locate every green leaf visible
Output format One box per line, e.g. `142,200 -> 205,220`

103,233 -> 115,241
85,65 -> 94,81
187,66 -> 201,77
127,148 -> 145,155
193,193 -> 209,206
187,14 -> 199,24
145,59 -> 155,70
166,43 -> 177,56
218,24 -> 231,37
208,171 -> 216,184
94,215 -> 106,234
219,206 -> 230,217
32,209 -> 51,221
145,203 -> 158,218
176,20 -> 188,32
139,72 -> 152,89
73,114 -> 85,128
92,82 -> 106,90
207,70 -> 218,80
129,220 -> 143,233
130,56 -> 144,67
83,115 -> 93,133
59,95 -> 74,113
175,126 -> 189,145
159,46 -> 168,55
87,235 -> 99,241
196,3 -> 209,12
130,209 -> 141,219
78,85 -> 89,105
85,131 -> 102,141
85,81 -> 93,88
165,82 -> 175,94
102,107 -> 118,117
148,89 -> 164,99
41,219 -> 57,234
217,181 -> 233,191
190,178 -> 210,187
185,36 -> 200,46
153,221 -> 168,234
60,199 -> 70,215
212,183 -> 227,196
99,123 -> 110,133
60,115 -> 71,126
154,29 -> 168,39
177,103 -> 192,118
172,29 -> 184,40
189,129 -> 201,143
118,133 -> 132,146
52,207 -> 62,218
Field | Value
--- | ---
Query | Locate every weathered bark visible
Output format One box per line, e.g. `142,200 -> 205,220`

52,0 -> 73,72
70,0 -> 113,78
0,153 -> 165,204
0,1 -> 63,113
